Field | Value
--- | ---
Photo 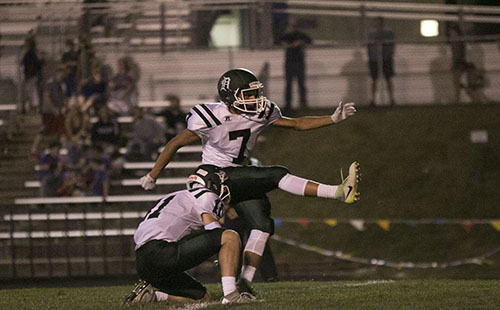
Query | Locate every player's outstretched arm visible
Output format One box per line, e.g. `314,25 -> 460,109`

273,101 -> 356,130
140,129 -> 200,190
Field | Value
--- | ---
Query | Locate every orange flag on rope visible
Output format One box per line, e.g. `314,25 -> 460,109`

377,220 -> 390,231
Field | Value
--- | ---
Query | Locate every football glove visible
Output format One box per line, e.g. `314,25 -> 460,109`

140,173 -> 157,190
331,101 -> 356,123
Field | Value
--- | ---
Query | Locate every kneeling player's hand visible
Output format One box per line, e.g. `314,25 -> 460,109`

140,174 -> 156,190
331,101 -> 356,123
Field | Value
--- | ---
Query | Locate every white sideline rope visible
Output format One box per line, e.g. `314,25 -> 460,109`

271,234 -> 500,269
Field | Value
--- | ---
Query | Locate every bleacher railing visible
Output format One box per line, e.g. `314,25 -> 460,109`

1,200 -> 150,278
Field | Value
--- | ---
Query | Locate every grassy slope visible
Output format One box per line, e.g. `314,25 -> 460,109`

0,280 -> 499,310
252,105 -> 500,276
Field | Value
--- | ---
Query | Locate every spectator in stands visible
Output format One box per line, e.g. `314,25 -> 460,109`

76,34 -> 96,81
122,55 -> 141,84
90,105 -> 121,155
462,62 -> 489,104
78,61 -> 108,114
447,24 -> 467,104
83,157 -> 110,198
109,149 -> 125,182
65,104 -> 90,169
30,66 -> 68,158
61,38 -> 79,101
367,17 -> 396,107
108,57 -> 138,116
21,32 -> 44,114
158,94 -> 187,142
37,141 -> 66,197
126,107 -> 166,161
53,169 -> 83,197
82,144 -> 110,197
41,161 -> 65,197
280,21 -> 311,112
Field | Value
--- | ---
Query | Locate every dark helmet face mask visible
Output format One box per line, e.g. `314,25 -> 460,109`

218,68 -> 267,114
186,166 -> 231,205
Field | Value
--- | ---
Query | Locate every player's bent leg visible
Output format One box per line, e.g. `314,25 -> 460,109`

219,230 -> 241,277
238,229 -> 270,297
232,199 -> 274,235
219,230 -> 243,300
175,228 -> 225,271
134,230 -> 224,302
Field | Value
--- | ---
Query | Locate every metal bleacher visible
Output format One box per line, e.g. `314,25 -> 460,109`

0,96 -> 203,278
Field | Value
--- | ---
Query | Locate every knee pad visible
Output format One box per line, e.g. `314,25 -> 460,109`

278,173 -> 309,196
244,229 -> 270,257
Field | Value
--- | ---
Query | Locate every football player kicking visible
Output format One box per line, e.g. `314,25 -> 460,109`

123,166 -> 255,306
140,68 -> 360,297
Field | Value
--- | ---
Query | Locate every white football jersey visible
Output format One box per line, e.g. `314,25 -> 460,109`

187,101 -> 282,167
134,188 -> 224,250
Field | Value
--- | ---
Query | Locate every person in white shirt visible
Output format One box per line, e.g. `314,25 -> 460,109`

123,166 -> 254,305
139,68 -> 360,296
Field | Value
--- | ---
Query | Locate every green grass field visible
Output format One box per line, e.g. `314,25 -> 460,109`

1,280 -> 499,310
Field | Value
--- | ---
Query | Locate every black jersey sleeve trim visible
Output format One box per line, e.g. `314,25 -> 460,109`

200,104 -> 222,126
192,106 -> 212,128
194,189 -> 212,198
265,102 -> 275,120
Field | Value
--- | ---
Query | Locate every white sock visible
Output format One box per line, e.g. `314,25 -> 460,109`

278,174 -> 308,196
240,265 -> 257,282
155,291 -> 169,302
317,184 -> 338,199
221,276 -> 237,296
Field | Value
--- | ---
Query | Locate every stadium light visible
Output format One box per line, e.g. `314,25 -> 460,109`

420,20 -> 439,37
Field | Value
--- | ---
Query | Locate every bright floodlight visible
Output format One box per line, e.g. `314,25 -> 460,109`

420,20 -> 439,37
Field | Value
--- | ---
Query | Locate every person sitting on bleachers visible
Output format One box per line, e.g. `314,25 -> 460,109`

64,104 -> 90,169
126,107 -> 166,161
108,57 -> 138,116
82,156 -> 110,198
157,94 -> 187,142
40,161 -> 64,197
37,141 -> 67,197
56,169 -> 85,197
90,105 -> 121,155
78,61 -> 108,114
30,65 -> 68,159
